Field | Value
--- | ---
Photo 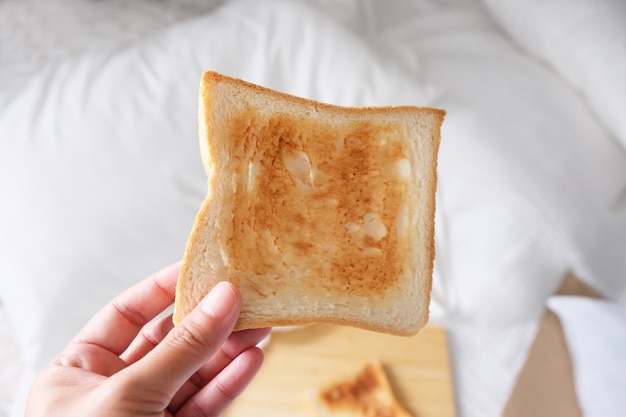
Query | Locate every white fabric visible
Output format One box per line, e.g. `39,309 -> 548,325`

0,0 -> 223,97
1,1 -> 626,417
372,2 -> 626,414
482,0 -> 626,150
548,296 -> 626,417
0,2 -> 435,416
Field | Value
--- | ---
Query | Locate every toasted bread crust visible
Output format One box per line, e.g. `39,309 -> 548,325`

173,71 -> 444,335
202,71 -> 445,120
311,361 -> 413,417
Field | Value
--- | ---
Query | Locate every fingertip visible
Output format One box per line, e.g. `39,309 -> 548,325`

247,345 -> 265,365
257,327 -> 272,335
237,345 -> 266,379
229,345 -> 265,390
152,261 -> 183,293
256,328 -> 272,346
219,281 -> 242,306
162,260 -> 184,275
199,281 -> 242,318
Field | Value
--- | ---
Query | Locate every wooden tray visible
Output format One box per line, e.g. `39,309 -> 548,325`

226,325 -> 456,417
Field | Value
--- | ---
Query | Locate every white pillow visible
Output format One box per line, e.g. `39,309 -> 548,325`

548,296 -> 626,417
0,1 -> 435,415
482,0 -> 626,149
368,2 -> 626,415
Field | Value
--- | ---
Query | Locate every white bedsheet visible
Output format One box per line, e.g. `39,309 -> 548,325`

1,3 -> 218,416
1,1 -> 625,417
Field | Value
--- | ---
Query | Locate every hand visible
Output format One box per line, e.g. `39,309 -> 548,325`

25,262 -> 270,417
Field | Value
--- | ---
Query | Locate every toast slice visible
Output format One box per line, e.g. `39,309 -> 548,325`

172,71 -> 444,335
307,360 -> 413,417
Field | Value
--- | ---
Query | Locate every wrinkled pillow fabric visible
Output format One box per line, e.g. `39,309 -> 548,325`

0,1 -> 435,416
482,0 -> 626,149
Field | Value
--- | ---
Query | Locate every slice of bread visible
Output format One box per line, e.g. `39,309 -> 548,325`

172,71 -> 444,335
307,360 -> 413,417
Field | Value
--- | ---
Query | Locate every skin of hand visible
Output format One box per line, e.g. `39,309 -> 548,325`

24,261 -> 271,417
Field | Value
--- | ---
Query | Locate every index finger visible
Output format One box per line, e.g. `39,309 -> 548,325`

72,261 -> 182,355
117,282 -> 242,402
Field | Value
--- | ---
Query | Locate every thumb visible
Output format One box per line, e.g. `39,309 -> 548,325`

115,281 -> 242,406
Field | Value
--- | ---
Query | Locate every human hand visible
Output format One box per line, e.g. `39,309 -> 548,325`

25,261 -> 270,417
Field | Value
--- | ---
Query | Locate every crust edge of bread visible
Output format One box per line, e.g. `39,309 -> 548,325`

306,359 -> 414,417
173,71 -> 445,337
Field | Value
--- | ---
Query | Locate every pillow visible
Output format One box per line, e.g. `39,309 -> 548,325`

0,1 -> 436,415
482,0 -> 626,149
367,2 -> 626,414
548,296 -> 626,417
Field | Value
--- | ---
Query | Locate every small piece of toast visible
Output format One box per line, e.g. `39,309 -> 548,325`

172,71 -> 444,335
308,361 -> 413,417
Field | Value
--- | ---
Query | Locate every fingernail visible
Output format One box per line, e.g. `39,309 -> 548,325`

200,281 -> 238,318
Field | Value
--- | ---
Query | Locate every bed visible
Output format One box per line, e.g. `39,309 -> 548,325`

1,1 -> 626,416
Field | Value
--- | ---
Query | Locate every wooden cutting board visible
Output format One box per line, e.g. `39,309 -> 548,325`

226,325 -> 456,417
